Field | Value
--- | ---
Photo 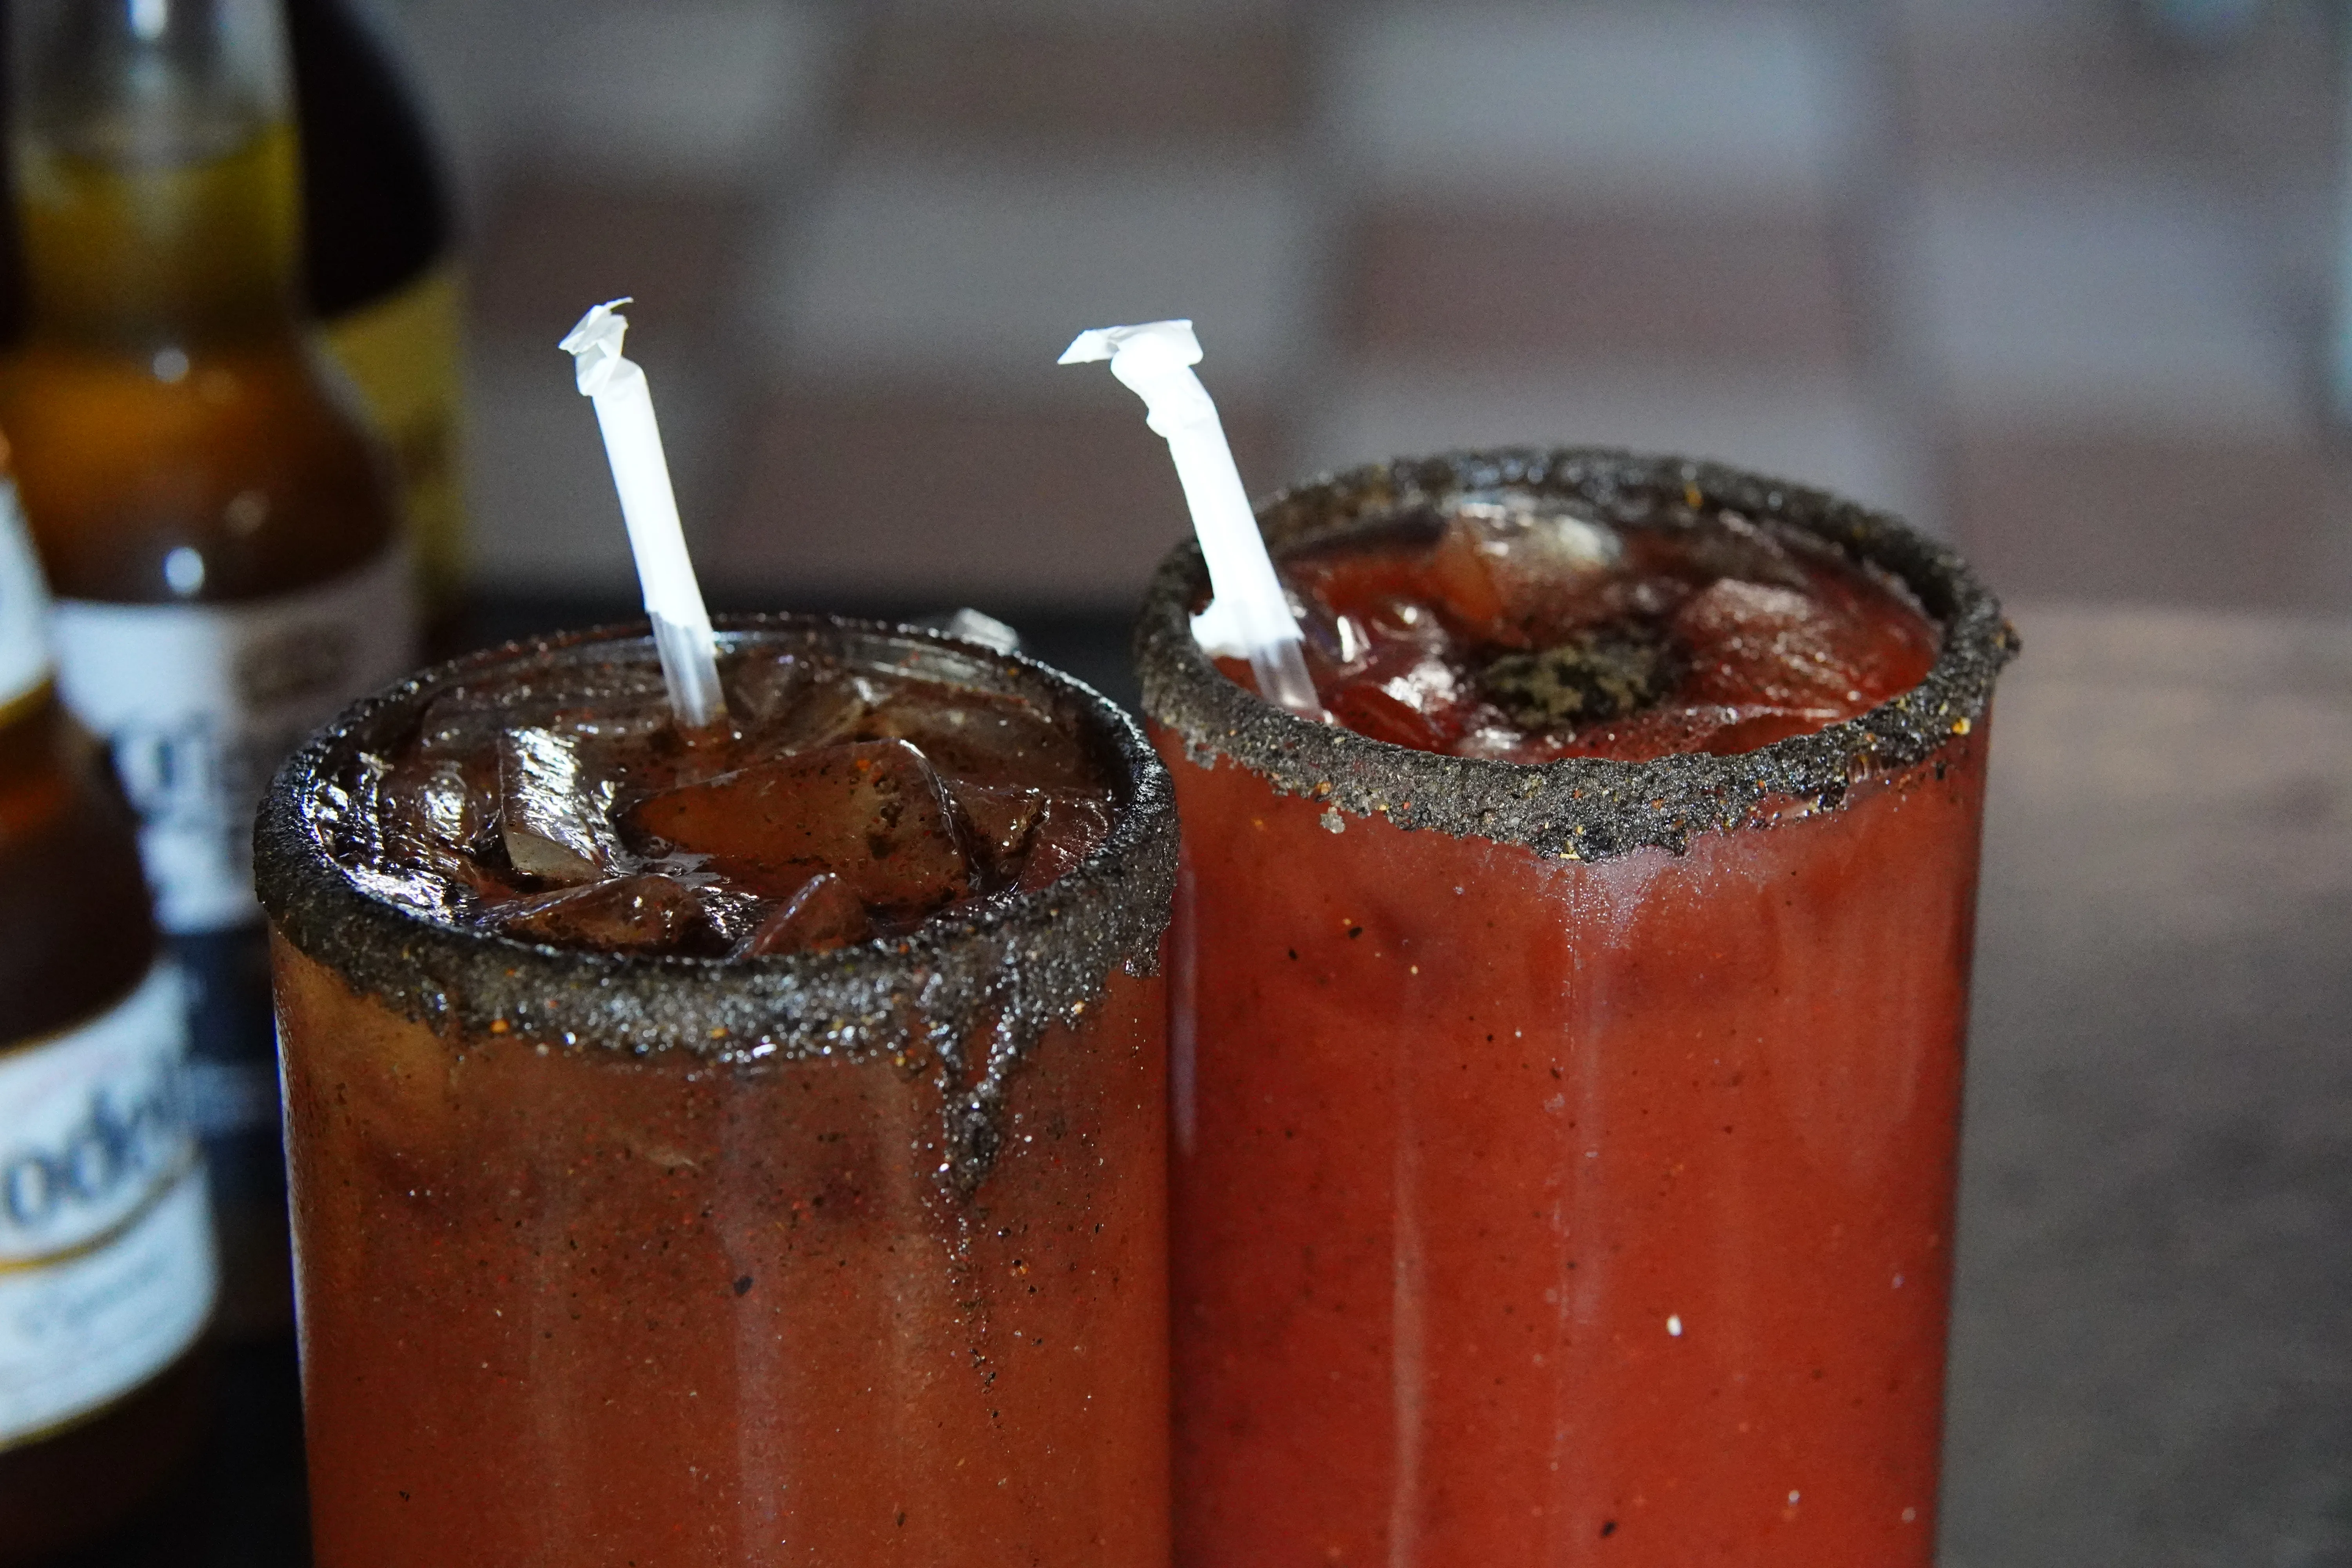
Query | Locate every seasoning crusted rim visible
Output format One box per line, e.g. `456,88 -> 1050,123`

256,613 -> 1179,1063
1135,447 -> 2018,861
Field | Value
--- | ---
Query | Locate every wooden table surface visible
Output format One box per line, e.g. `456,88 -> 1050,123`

1942,603 -> 2352,1566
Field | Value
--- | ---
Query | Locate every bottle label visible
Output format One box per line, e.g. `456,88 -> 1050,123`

0,967 -> 216,1449
51,547 -> 417,934
0,481 -> 52,710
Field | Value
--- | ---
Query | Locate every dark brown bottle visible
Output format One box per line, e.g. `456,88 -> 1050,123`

0,0 -> 414,1336
289,0 -> 467,622
0,445 -> 214,1566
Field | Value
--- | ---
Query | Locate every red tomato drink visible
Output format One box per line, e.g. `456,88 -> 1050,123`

1138,452 -> 2015,1567
256,617 -> 1178,1568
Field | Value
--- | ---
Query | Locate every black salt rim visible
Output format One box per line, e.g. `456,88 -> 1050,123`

1136,448 -> 2019,862
256,614 -> 1179,1073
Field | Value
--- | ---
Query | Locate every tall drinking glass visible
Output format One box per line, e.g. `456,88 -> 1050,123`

256,616 -> 1177,1568
1139,451 -> 2014,1567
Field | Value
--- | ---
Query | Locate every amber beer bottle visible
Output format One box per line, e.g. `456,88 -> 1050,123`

0,0 -> 467,620
287,0 -> 467,622
0,0 -> 414,1334
0,453 -> 215,1564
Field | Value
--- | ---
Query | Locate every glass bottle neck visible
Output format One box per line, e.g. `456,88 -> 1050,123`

10,0 -> 303,345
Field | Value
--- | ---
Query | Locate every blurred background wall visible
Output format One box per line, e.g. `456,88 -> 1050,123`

385,0 -> 2352,621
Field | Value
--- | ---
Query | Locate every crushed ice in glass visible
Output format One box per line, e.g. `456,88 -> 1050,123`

1272,494 -> 1941,762
317,649 -> 1115,958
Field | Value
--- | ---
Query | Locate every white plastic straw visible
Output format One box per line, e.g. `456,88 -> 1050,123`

1059,320 -> 1322,720
559,299 -> 724,730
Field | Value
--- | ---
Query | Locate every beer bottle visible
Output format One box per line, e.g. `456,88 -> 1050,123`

0,0 -> 415,1336
0,0 -> 470,624
0,443 -> 214,1564
289,0 -> 467,624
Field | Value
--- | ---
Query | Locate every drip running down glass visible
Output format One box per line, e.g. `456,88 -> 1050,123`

257,616 -> 1177,1568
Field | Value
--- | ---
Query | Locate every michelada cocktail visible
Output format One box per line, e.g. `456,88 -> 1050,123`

1139,450 -> 2014,1567
257,616 -> 1177,1568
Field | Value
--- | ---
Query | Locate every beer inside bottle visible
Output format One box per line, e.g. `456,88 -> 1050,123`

1,0 -> 414,1335
0,465 -> 216,1564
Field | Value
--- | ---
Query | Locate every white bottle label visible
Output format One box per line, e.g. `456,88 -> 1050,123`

0,481 -> 53,710
51,548 -> 417,933
0,967 -> 217,1448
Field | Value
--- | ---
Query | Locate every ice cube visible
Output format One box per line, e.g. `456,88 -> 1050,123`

624,737 -> 971,913
1281,533 -> 1452,654
1435,498 -> 1627,645
947,780 -> 1046,873
860,687 -> 1095,791
319,753 -> 514,917
394,759 -> 491,852
726,650 -> 809,723
498,728 -> 627,885
1314,629 -> 1474,750
496,873 -> 695,952
1014,792 -> 1114,893
1381,651 -> 1462,715
1325,681 -> 1448,752
1423,518 -> 1514,639
1328,612 -> 1369,667
1673,580 -> 1870,713
732,873 -> 875,958
1454,497 -> 1622,574
1359,597 -> 1448,654
1297,598 -> 1451,697
693,885 -> 769,949
1655,510 -> 1810,593
735,659 -> 887,756
417,663 -> 674,758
